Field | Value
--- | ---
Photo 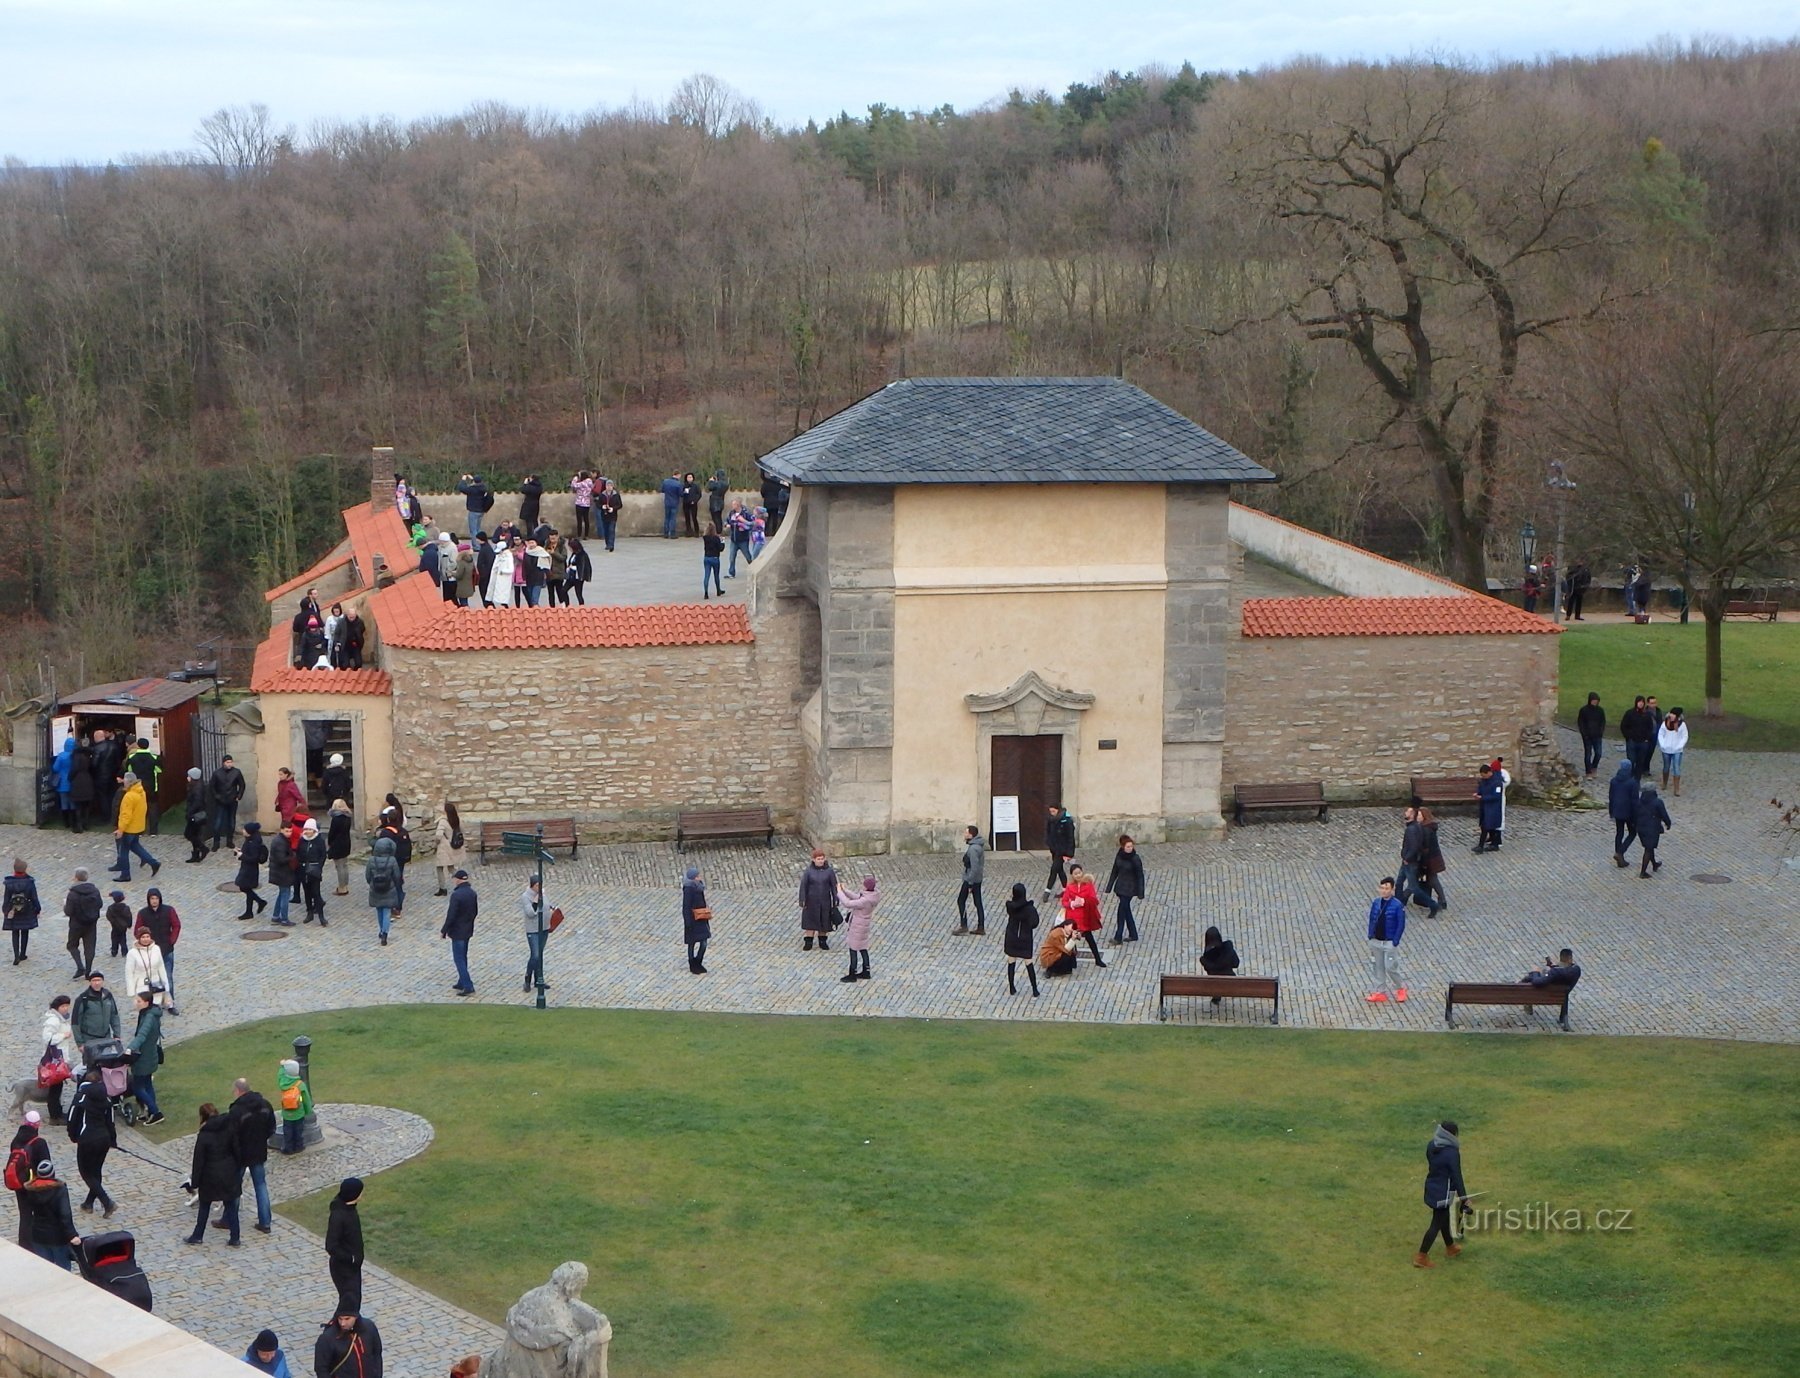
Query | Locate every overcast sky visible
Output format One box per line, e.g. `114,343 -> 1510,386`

4,0 -> 1796,164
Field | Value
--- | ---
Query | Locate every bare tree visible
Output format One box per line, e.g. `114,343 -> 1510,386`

1557,300 -> 1800,716
1222,63 -> 1611,589
667,74 -> 758,140
195,103 -> 287,177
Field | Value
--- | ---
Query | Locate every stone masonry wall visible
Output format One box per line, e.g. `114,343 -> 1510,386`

385,628 -> 809,837
1224,631 -> 1559,802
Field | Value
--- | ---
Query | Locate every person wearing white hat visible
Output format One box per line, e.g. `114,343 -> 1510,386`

298,818 -> 329,926
321,755 -> 351,813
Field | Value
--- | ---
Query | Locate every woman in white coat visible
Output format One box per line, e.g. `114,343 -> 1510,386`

434,801 -> 469,896
485,541 -> 516,609
40,995 -> 76,1123
1657,709 -> 1689,795
124,928 -> 169,1009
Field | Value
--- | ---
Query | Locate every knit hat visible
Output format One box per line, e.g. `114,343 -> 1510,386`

280,1058 -> 299,1076
685,866 -> 699,880
187,767 -> 202,780
23,1111 -> 40,1127
244,820 -> 262,832
862,875 -> 877,891
109,890 -> 124,900
301,819 -> 319,835
337,1177 -> 364,1202
254,1330 -> 279,1353
329,753 -> 344,767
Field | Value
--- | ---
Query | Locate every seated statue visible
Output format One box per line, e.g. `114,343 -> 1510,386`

482,1262 -> 612,1378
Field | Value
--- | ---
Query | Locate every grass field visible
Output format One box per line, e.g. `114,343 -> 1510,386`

148,1007 -> 1800,1378
1557,620 -> 1800,751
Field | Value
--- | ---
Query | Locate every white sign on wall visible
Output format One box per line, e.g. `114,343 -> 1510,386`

991,794 -> 1021,838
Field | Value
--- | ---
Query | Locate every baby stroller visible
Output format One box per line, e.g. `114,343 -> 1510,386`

81,1038 -> 136,1127
77,1230 -> 153,1312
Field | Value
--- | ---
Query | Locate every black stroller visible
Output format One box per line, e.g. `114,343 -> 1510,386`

81,1038 -> 136,1127
78,1230 -> 153,1312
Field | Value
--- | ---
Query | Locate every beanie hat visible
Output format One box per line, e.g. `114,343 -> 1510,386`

337,1177 -> 364,1202
329,753 -> 344,767
280,1058 -> 299,1076
685,866 -> 699,880
254,1330 -> 279,1353
187,767 -> 202,780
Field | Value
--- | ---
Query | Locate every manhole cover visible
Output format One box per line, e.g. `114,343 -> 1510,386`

334,1115 -> 385,1135
242,929 -> 290,941
1691,874 -> 1733,884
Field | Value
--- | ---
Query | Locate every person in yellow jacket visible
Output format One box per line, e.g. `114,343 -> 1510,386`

110,778 -> 160,883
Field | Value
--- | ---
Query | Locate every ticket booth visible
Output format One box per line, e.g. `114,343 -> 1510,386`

54,677 -> 208,823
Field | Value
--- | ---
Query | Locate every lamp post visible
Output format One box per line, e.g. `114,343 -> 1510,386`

1520,521 -> 1537,568
1680,490 -> 1695,624
1547,462 -> 1578,623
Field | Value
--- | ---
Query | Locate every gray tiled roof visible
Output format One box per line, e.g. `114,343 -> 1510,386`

757,377 -> 1276,485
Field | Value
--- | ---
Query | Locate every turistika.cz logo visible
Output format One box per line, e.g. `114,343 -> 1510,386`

1462,1198 -> 1635,1233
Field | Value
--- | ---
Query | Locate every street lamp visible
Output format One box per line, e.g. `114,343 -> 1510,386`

1520,521 -> 1537,567
1547,462 -> 1578,624
1680,490 -> 1695,625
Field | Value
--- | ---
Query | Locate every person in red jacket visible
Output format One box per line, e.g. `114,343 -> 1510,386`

1057,864 -> 1107,969
274,768 -> 304,828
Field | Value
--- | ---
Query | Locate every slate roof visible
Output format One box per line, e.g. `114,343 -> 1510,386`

1241,597 -> 1562,638
757,377 -> 1277,486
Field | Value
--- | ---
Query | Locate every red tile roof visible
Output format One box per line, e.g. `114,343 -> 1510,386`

341,501 -> 416,590
250,626 -> 393,695
373,579 -> 756,650
262,546 -> 353,603
1241,596 -> 1562,638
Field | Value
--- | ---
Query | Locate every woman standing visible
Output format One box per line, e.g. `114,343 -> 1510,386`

835,875 -> 879,983
52,738 -> 79,830
182,768 -> 209,863
797,851 -> 839,952
598,482 -> 623,552
1059,864 -> 1107,968
512,538 -> 529,606
327,799 -> 353,896
40,996 -> 76,1124
234,821 -> 269,919
521,875 -> 548,992
518,474 -> 544,533
1199,926 -> 1240,1005
124,927 -> 169,1010
65,1069 -> 116,1216
680,471 -> 702,536
681,866 -> 711,974
434,803 -> 467,896
1413,808 -> 1447,916
297,819 -> 328,925
126,991 -> 164,1125
266,825 -> 296,928
1002,883 -> 1040,996
545,535 -> 569,606
274,768 -> 304,829
701,523 -> 724,599
183,1102 -> 241,1246
325,603 -> 347,666
1415,1120 -> 1470,1268
564,537 -> 591,605
68,739 -> 95,833
486,538 -> 516,609
364,837 -> 400,947
1103,835 -> 1146,946
3,858 -> 41,965
570,470 -> 595,539
1657,708 -> 1689,796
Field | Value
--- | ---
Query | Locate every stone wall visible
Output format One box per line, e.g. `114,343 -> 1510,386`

385,622 -> 811,837
1230,503 -> 1467,597
416,489 -> 764,540
1224,630 -> 1559,801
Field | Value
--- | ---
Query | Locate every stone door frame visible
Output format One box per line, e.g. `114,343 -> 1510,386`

964,671 -> 1095,844
286,708 -> 369,823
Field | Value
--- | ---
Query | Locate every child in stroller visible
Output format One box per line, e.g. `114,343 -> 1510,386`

81,1039 -> 135,1127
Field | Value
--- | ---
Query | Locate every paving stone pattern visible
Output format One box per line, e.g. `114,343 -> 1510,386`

1,727 -> 1796,1374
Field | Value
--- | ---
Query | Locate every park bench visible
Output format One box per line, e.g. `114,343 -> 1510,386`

1723,600 -> 1780,622
1157,973 -> 1281,1024
1410,776 -> 1480,811
477,817 -> 579,864
1232,781 -> 1328,826
1444,981 -> 1573,1032
677,805 -> 775,851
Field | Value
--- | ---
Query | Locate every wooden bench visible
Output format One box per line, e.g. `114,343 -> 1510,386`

1232,781 -> 1327,826
1411,776 -> 1480,810
1158,974 -> 1281,1024
476,818 -> 579,864
1444,981 -> 1573,1032
1724,600 -> 1780,622
677,806 -> 774,852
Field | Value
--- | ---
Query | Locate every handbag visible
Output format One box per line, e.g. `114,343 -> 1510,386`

37,1044 -> 71,1088
827,902 -> 843,930
548,906 -> 565,933
691,906 -> 713,923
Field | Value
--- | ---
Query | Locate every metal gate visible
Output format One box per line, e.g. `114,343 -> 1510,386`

31,705 -> 56,826
191,706 -> 228,784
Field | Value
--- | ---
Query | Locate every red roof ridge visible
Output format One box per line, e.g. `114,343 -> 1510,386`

1241,596 -> 1561,639
368,579 -> 757,651
250,626 -> 393,695
263,547 -> 353,603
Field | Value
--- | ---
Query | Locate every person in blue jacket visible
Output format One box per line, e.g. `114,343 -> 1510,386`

1414,1120 -> 1470,1267
1634,784 -> 1673,878
1607,757 -> 1641,867
1473,763 -> 1504,853
1364,877 -> 1407,1004
242,1327 -> 293,1376
659,471 -> 684,539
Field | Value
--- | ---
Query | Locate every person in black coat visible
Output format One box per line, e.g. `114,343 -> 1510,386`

183,1103 -> 242,1245
267,829 -> 297,928
327,801 -> 354,896
1416,1120 -> 1470,1267
1619,696 -> 1655,777
65,1070 -> 116,1215
227,1079 -> 278,1233
474,534 -> 497,607
68,742 -> 95,832
1103,835 -> 1146,945
181,769 -> 209,863
518,475 -> 544,532
681,866 -> 711,975
4,860 -> 42,965
234,822 -> 270,920
297,821 -> 328,926
1634,785 -> 1673,878
22,1168 -> 80,1270
325,1177 -> 365,1316
88,730 -> 123,827
1043,805 -> 1077,898
1199,925 -> 1241,1005
207,755 -> 246,851
440,873 -> 478,995
321,756 -> 351,813
1575,692 -> 1606,777
1002,883 -> 1040,997
315,1312 -> 382,1378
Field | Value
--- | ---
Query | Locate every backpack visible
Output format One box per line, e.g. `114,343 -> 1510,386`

450,827 -> 464,851
4,1145 -> 33,1191
281,1082 -> 302,1112
479,489 -> 495,513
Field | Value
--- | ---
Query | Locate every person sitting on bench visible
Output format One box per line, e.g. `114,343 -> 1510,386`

1038,917 -> 1079,977
1519,948 -> 1582,988
1199,925 -> 1240,1004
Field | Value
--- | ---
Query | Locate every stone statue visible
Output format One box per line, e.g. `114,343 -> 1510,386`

481,1262 -> 612,1378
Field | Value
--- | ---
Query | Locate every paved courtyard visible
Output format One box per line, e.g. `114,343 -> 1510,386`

2,727 -> 1795,1374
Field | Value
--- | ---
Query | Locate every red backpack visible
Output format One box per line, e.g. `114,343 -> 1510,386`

4,1143 -> 35,1191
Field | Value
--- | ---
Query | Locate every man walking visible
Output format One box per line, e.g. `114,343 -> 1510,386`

441,870 -> 478,996
1608,757 -> 1641,867
1620,696 -> 1655,778
325,1178 -> 366,1317
954,825 -> 986,935
227,1077 -> 277,1235
314,1311 -> 382,1378
1564,559 -> 1591,620
208,754 -> 246,852
1042,804 -> 1076,901
1576,692 -> 1606,777
1396,806 -> 1424,905
110,774 -> 160,882
124,738 -> 161,833
1365,877 -> 1407,1004
62,868 -> 102,979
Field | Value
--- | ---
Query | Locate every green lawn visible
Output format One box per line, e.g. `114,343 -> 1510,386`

149,1008 -> 1800,1378
1557,619 -> 1800,751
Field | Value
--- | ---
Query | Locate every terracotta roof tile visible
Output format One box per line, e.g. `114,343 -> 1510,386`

250,626 -> 393,695
341,501 -> 415,590
373,583 -> 756,651
1241,596 -> 1562,638
262,547 -> 353,603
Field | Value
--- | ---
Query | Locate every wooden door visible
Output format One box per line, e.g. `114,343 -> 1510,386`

990,735 -> 1062,851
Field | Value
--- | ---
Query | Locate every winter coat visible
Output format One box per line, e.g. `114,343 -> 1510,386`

1634,788 -> 1672,846
1201,938 -> 1242,977
1002,895 -> 1040,960
191,1112 -> 242,1199
961,834 -> 986,886
486,547 -> 515,606
115,781 -> 148,835
365,837 -> 401,909
1477,774 -> 1504,831
1607,761 -> 1640,820
322,765 -> 352,808
298,833 -> 327,880
837,885 -> 879,947
328,810 -> 353,861
706,472 -> 729,513
125,943 -> 169,1006
2,873 -> 41,931
23,1179 -> 76,1249
276,1066 -> 311,1124
1423,1128 -> 1468,1209
797,862 -> 840,931
235,833 -> 268,890
41,1008 -> 75,1067
1038,921 -> 1078,969
326,1196 -> 364,1267
242,1343 -> 293,1377
1620,706 -> 1654,744
518,478 -> 544,528
52,738 -> 76,794
1104,848 -> 1146,900
267,834 -> 297,889
208,764 -> 246,808
135,896 -> 179,956
1576,703 -> 1606,742
229,1089 -> 276,1167
68,746 -> 96,805
1367,895 -> 1406,945
1657,720 -> 1689,756
184,780 -> 207,825
313,1318 -> 382,1378
519,887 -> 547,933
126,1004 -> 162,1077
454,550 -> 475,600
1045,811 -> 1077,858
105,900 -> 133,935
66,1079 -> 114,1147
440,882 -> 478,940
71,986 -> 120,1043
1061,878 -> 1102,933
682,878 -> 710,943
434,816 -> 467,869
274,777 -> 304,826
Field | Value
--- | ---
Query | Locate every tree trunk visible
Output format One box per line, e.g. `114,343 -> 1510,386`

1703,608 -> 1724,717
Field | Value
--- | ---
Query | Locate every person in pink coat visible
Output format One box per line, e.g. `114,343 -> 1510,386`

835,876 -> 879,984
1059,864 -> 1107,969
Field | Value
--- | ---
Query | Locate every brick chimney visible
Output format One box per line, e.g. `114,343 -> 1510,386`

370,446 -> 396,515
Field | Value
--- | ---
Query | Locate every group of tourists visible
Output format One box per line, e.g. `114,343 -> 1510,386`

1577,689 -> 1686,876
286,591 -> 368,671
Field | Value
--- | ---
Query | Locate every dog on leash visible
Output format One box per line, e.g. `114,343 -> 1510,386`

7,1079 -> 51,1118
